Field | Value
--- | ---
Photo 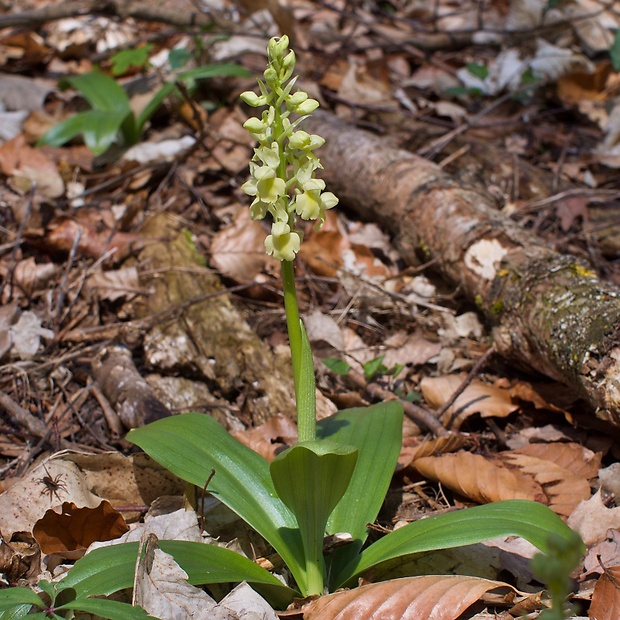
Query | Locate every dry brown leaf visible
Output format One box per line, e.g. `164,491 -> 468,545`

421,375 -> 519,429
0,134 -> 64,198
511,442 -> 601,479
86,266 -> 141,302
399,434 -> 468,468
33,500 -> 128,556
584,529 -> 620,577
568,490 -> 620,546
589,565 -> 620,620
382,331 -> 442,369
413,452 -> 546,504
231,413 -> 297,462
210,207 -> 275,284
500,452 -> 590,517
29,213 -> 142,262
303,575 -> 518,620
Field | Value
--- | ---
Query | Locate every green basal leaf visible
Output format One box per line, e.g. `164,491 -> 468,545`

363,355 -> 386,380
111,44 -> 154,76
611,29 -> 620,71
136,63 -> 251,133
322,358 -> 350,375
466,63 -> 489,80
270,440 -> 358,596
38,114 -> 85,148
61,540 -> 297,608
177,63 -> 252,84
296,319 -> 317,442
60,71 -> 131,114
0,606 -> 39,620
58,543 -> 138,597
0,588 -> 43,611
80,109 -> 134,154
127,414 -> 304,586
168,48 -> 192,70
136,82 -> 177,134
317,402 -> 403,586
57,598 -> 152,620
160,540 -> 298,608
334,500 -> 584,588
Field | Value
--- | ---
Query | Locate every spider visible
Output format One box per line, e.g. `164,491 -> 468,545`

37,465 -> 67,503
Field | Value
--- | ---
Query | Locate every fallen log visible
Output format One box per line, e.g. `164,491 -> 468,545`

305,111 -> 620,429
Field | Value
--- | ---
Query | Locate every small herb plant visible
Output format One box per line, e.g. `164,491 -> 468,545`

1,36 -> 584,617
39,53 -> 250,156
127,36 -> 583,604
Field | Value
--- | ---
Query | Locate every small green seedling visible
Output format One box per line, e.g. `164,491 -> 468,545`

39,53 -> 250,156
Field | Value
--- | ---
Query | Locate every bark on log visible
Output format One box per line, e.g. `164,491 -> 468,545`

305,111 -> 620,429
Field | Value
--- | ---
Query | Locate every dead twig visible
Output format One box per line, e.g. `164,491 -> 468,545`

0,390 -> 70,449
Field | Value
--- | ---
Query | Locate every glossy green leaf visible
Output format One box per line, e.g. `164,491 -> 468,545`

177,63 -> 252,84
0,605 -> 36,620
610,29 -> 620,71
334,500 -> 583,588
61,539 -> 297,608
160,540 -> 298,608
57,598 -> 152,619
0,588 -> 43,611
58,542 -> 138,597
296,320 -> 317,442
270,441 -> 358,595
363,355 -> 386,380
38,114 -> 85,148
127,414 -> 304,585
111,45 -> 153,76
136,63 -> 251,132
317,402 -> 403,586
79,109 -> 133,154
60,71 -> 131,114
319,403 -> 402,542
322,358 -> 350,375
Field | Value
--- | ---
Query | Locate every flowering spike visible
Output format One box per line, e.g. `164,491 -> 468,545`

240,36 -> 338,262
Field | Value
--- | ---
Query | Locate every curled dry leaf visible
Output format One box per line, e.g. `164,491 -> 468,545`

500,452 -> 591,517
210,207 -> 276,285
413,452 -> 546,504
303,575 -> 519,620
231,413 -> 298,462
33,500 -> 129,556
85,266 -> 141,302
29,212 -> 142,262
399,434 -> 468,468
133,533 -> 224,620
589,565 -> 620,620
421,374 -> 519,430
511,442 -> 601,479
569,490 -> 620,546
0,134 -> 64,198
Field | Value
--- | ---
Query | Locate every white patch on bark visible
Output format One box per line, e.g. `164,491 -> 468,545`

464,239 -> 508,280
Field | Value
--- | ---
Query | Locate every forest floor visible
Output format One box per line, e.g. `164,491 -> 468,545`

1,0 -> 620,618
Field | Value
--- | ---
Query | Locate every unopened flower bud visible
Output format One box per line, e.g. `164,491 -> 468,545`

293,98 -> 319,115
243,117 -> 267,134
264,66 -> 278,85
240,91 -> 268,107
288,91 -> 308,107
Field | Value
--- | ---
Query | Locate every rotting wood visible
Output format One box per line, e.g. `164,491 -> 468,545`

133,213 -> 300,427
92,344 -> 171,428
305,111 -> 620,428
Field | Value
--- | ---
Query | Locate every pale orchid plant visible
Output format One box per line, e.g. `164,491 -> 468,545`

0,37 -> 584,618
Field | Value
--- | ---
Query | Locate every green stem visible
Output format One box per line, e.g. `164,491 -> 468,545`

281,260 -> 305,425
